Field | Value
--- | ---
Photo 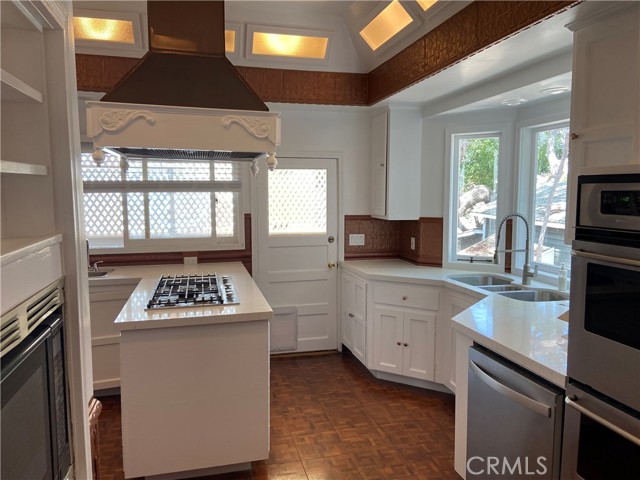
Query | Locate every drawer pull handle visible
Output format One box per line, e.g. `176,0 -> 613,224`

402,296 -> 407,300
348,313 -> 354,318
404,343 -> 408,347
396,341 -> 402,346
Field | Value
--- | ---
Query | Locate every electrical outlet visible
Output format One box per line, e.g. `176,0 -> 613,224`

410,237 -> 416,250
349,234 -> 365,246
184,256 -> 198,265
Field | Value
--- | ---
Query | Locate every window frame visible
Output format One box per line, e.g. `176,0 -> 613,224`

515,118 -> 571,277
81,151 -> 246,254
444,122 -> 512,268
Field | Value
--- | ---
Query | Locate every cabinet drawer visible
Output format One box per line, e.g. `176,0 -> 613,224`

373,283 -> 439,310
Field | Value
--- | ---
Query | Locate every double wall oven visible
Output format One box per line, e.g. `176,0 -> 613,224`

562,173 -> 640,478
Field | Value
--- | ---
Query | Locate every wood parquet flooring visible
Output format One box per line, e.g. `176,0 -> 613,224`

96,351 -> 460,480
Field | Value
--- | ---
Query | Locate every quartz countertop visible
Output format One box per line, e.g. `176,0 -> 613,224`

89,262 -> 272,331
342,259 -> 569,387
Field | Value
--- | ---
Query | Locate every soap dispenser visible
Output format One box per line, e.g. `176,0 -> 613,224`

558,263 -> 567,291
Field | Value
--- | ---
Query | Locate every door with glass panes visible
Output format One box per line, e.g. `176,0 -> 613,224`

255,157 -> 338,352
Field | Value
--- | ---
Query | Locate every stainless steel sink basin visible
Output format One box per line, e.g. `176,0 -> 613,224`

497,289 -> 569,302
480,284 -> 526,292
88,268 -> 114,278
448,274 -> 513,286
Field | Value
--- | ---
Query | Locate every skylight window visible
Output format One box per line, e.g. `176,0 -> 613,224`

417,0 -> 438,12
73,17 -> 134,44
251,32 -> 328,59
359,0 -> 413,51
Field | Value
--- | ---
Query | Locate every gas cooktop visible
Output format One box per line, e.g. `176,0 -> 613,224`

146,273 -> 239,310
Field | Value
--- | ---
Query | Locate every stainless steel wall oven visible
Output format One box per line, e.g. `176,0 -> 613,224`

1,280 -> 70,480
562,173 -> 640,479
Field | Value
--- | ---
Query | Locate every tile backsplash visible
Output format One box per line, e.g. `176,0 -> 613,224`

344,216 -> 443,266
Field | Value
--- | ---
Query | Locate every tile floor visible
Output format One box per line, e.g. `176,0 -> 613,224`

96,351 -> 460,480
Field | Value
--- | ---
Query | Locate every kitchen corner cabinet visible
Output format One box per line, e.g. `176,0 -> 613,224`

370,107 -> 421,220
565,2 -> 640,243
370,282 -> 439,381
89,280 -> 138,391
341,271 -> 367,365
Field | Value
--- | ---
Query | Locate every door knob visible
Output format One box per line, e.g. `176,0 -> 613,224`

328,262 -> 336,269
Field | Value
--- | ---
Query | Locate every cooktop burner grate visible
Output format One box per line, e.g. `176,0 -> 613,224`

146,273 -> 239,310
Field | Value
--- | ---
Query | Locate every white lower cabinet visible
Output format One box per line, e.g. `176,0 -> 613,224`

372,307 -> 436,381
89,280 -> 138,391
341,271 -> 367,365
436,290 -> 483,392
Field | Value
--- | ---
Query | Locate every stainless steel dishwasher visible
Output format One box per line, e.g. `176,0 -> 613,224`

466,345 -> 564,479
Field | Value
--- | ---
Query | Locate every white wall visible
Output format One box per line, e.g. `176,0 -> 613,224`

267,102 -> 371,215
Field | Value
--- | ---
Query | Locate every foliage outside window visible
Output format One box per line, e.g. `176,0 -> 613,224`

453,134 -> 501,260
81,152 -> 243,252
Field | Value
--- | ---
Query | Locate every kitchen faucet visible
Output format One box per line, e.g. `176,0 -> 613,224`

493,213 -> 538,285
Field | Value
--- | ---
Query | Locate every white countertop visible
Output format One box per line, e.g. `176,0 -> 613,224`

89,262 -> 272,331
342,259 -> 569,387
0,234 -> 62,265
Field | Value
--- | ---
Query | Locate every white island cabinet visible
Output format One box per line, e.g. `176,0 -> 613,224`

110,262 -> 272,479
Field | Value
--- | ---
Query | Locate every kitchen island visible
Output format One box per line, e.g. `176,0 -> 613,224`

104,262 -> 271,479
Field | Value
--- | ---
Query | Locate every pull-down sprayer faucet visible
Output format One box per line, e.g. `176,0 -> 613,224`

493,213 -> 538,285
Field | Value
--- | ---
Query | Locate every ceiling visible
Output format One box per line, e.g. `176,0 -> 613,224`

71,1 -> 604,113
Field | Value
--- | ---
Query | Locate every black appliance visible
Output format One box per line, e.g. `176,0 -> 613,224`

1,295 -> 70,480
146,273 -> 239,309
561,173 -> 640,479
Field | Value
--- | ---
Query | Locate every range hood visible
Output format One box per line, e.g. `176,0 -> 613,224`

86,1 -> 279,174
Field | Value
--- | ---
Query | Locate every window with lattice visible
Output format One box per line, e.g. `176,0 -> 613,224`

81,152 -> 244,252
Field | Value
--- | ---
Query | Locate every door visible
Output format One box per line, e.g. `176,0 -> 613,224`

256,157 -> 338,352
372,307 -> 403,375
402,311 -> 436,381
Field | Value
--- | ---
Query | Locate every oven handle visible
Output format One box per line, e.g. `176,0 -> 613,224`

572,249 -> 640,268
469,360 -> 551,417
566,395 -> 640,447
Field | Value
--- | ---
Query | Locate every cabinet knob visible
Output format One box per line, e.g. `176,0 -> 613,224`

328,262 -> 337,269
396,341 -> 402,346
380,163 -> 385,167
570,132 -> 579,140
402,296 -> 407,300
348,313 -> 354,318
404,342 -> 409,347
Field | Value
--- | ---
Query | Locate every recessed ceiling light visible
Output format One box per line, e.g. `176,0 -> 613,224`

540,86 -> 570,95
417,0 -> 438,11
360,0 -> 413,51
500,99 -> 527,107
73,17 -> 135,44
252,32 -> 328,59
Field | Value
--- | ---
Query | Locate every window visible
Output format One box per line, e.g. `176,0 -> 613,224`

518,122 -> 571,272
451,133 -> 502,261
81,152 -> 244,252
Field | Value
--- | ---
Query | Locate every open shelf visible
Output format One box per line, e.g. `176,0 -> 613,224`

0,160 -> 48,176
1,69 -> 44,103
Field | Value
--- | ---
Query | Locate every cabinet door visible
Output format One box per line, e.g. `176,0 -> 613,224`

341,273 -> 357,351
351,276 -> 367,364
402,311 -> 436,381
372,307 -> 403,375
445,295 -> 477,392
371,110 -> 388,217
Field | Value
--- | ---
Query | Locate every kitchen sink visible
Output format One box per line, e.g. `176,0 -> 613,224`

88,268 -> 114,278
497,289 -> 569,302
480,284 -> 526,292
448,274 -> 513,286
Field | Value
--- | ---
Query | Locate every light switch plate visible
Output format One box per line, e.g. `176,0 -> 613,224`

410,237 -> 416,250
349,234 -> 365,246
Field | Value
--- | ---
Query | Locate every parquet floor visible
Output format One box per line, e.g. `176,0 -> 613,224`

96,351 -> 460,480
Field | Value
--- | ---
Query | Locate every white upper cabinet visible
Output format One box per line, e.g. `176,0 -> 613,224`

370,106 -> 421,220
565,2 -> 640,241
